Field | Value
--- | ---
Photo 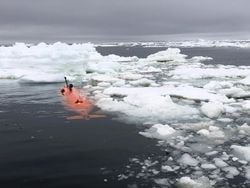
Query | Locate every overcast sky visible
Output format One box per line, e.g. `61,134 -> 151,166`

0,0 -> 250,42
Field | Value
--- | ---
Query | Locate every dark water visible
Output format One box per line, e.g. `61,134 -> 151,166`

96,46 -> 250,66
0,81 -> 159,188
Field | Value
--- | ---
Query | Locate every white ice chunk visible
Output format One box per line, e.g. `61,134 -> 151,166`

201,164 -> 217,170
146,48 -> 187,63
119,73 -> 143,80
190,56 -> 213,62
205,151 -> 218,156
18,72 -> 65,83
201,102 -> 224,118
178,153 -> 199,166
86,61 -> 121,74
239,75 -> 250,85
197,129 -> 210,136
139,124 -> 176,139
154,178 -> 169,186
0,42 -> 99,83
179,121 -> 215,131
140,66 -> 162,73
104,85 -> 229,103
208,126 -> 219,131
221,152 -> 230,161
91,75 -> 121,83
218,87 -> 250,98
217,118 -> 233,123
238,123 -> 250,135
97,93 -> 199,124
161,165 -> 174,172
177,176 -> 211,188
204,81 -> 233,91
213,158 -> 228,168
170,65 -> 250,79
222,166 -> 240,178
113,80 -> 126,87
231,145 -> 250,162
245,167 -> 250,180
197,126 -> 225,140
130,78 -> 155,87
242,101 -> 250,111
105,54 -> 139,62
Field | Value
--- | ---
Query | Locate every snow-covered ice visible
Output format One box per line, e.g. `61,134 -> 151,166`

178,153 -> 199,166
201,102 -> 224,118
139,124 -> 176,139
177,176 -> 212,188
0,42 -> 100,83
231,145 -> 250,162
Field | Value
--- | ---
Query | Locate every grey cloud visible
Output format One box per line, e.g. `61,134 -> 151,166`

0,0 -> 250,42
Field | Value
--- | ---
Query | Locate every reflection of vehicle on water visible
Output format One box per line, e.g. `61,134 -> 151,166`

60,78 -> 105,120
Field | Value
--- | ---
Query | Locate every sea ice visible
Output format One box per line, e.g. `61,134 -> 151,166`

0,42 -> 100,83
213,158 -> 228,168
161,165 -> 174,172
2,42 -> 250,186
146,48 -> 187,63
239,75 -> 250,85
231,145 -> 250,162
245,166 -> 250,180
222,166 -> 240,178
242,101 -> 250,111
130,78 -> 156,87
238,123 -> 250,135
139,124 -> 176,140
201,163 -> 217,170
170,65 -> 250,79
97,92 -> 199,124
203,81 -> 233,91
177,176 -> 211,188
178,153 -> 199,166
190,56 -> 213,62
201,102 -> 224,119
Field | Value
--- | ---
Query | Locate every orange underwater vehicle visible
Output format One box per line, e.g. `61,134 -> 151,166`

60,77 -> 105,120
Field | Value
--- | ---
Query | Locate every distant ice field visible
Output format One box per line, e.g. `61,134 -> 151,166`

97,39 -> 250,48
1,41 -> 250,187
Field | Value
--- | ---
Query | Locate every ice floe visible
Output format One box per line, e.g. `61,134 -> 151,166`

201,102 -> 224,118
178,153 -> 199,167
97,93 -> 199,124
213,158 -> 228,168
231,145 -> 250,162
146,48 -> 187,63
177,176 -> 212,188
139,124 -> 176,139
0,42 -> 100,83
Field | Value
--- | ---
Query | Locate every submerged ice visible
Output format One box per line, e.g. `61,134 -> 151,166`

1,42 -> 250,187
